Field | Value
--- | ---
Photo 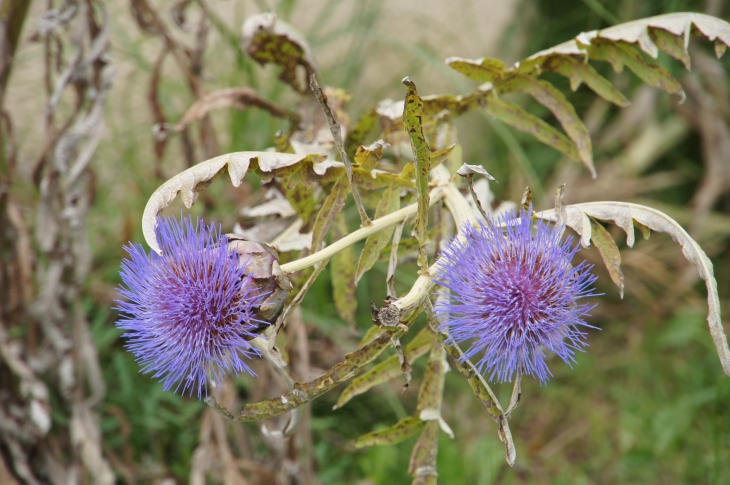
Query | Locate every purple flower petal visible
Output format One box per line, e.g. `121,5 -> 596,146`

434,208 -> 600,383
116,215 -> 266,398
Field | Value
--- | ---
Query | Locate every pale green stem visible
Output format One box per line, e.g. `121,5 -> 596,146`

280,186 -> 446,274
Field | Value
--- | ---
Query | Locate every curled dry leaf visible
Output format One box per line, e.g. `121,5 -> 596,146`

447,13 -> 730,177
536,201 -> 730,376
456,163 -> 496,180
241,13 -> 318,93
169,87 -> 300,136
142,151 -> 327,254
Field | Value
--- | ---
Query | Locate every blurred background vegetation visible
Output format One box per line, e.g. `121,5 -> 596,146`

1,0 -> 730,484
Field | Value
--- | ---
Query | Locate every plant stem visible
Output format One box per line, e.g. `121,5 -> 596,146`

279,186 -> 445,274
310,74 -> 371,226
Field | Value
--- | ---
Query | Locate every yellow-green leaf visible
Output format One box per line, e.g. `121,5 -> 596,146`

351,415 -> 425,449
542,55 -> 630,107
589,217 -> 624,297
335,326 -> 436,409
345,107 -> 380,157
588,39 -> 685,101
331,212 -> 357,326
484,93 -> 581,164
311,177 -> 349,252
353,140 -> 386,171
355,183 -> 401,284
649,27 -> 691,70
497,74 -> 595,177
402,77 -> 431,273
446,56 -> 505,83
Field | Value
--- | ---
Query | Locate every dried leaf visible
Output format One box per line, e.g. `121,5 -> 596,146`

536,201 -> 730,376
240,187 -> 296,218
456,163 -> 496,179
355,183 -> 401,284
522,13 -> 730,72
241,13 -> 317,93
142,151 -> 326,254
171,87 -> 299,134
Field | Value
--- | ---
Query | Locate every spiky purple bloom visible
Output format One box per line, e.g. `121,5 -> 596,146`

116,215 -> 264,398
434,209 -> 599,383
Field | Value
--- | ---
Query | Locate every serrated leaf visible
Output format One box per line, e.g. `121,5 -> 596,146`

446,56 -> 505,83
351,415 -> 425,449
422,91 -> 485,118
588,39 -> 685,102
484,92 -> 581,164
355,183 -> 400,283
649,27 -> 691,70
521,13 -> 730,72
536,201 -> 730,376
402,77 -> 432,273
310,177 -> 349,252
542,55 -> 631,107
142,151 -> 326,254
498,74 -> 595,177
331,212 -> 357,327
439,332 -> 516,466
634,220 -> 651,240
589,217 -> 625,297
335,326 -> 436,409
716,40 -> 727,59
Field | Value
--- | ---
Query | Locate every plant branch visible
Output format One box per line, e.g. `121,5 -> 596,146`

280,186 -> 445,274
206,316 -> 422,422
310,74 -> 371,226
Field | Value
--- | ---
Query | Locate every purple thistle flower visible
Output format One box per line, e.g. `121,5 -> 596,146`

116,215 -> 265,398
434,208 -> 599,383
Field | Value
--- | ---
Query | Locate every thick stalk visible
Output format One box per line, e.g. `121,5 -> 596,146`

393,182 -> 477,313
280,186 -> 445,274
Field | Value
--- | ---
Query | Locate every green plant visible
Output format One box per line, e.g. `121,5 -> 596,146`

125,11 -> 730,483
